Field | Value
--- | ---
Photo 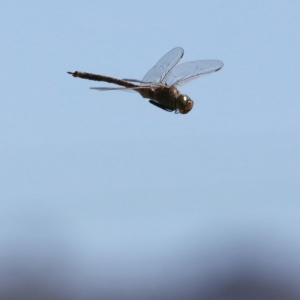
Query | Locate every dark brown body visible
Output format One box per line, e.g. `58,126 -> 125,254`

68,71 -> 180,112
138,85 -> 179,111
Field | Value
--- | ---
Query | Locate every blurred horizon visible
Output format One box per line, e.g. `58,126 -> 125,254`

1,1 -> 300,298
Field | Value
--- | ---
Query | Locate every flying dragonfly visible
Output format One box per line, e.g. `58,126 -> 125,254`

67,47 -> 223,114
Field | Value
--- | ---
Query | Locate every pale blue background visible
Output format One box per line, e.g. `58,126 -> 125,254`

1,1 -> 299,299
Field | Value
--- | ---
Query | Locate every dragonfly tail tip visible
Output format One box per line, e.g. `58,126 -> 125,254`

67,71 -> 79,77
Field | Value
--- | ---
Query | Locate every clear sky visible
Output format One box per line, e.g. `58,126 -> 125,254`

1,1 -> 300,299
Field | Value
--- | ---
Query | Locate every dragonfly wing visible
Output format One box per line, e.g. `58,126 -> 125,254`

142,47 -> 184,84
123,78 -> 161,87
166,60 -> 224,87
91,87 -> 138,93
91,86 -> 158,93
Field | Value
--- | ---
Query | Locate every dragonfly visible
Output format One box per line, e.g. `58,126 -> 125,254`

67,47 -> 223,114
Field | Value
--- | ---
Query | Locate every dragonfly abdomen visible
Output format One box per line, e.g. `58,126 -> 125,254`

67,71 -> 137,89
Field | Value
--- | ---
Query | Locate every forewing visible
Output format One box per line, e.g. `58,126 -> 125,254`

142,47 -> 184,84
166,60 -> 224,87
122,78 -> 161,87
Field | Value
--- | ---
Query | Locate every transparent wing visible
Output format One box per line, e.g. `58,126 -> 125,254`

165,60 -> 224,87
90,86 -> 151,92
142,47 -> 184,84
122,78 -> 162,87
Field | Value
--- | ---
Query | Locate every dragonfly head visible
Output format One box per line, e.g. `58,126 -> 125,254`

176,94 -> 194,114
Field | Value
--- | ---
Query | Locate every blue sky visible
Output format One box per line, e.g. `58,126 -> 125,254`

1,1 -> 300,298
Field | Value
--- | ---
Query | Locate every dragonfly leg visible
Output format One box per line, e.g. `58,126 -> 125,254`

149,100 -> 173,112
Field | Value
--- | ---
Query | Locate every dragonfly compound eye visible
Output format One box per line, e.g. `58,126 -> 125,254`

176,94 -> 194,114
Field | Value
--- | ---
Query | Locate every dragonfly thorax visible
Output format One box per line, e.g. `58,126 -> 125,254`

176,94 -> 194,114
